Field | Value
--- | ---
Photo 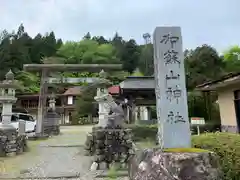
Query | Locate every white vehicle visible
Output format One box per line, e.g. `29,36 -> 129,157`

0,113 -> 36,133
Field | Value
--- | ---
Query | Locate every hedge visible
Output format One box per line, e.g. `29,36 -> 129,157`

191,124 -> 221,134
127,124 -> 158,141
129,125 -> 240,180
128,124 -> 221,140
192,133 -> 240,180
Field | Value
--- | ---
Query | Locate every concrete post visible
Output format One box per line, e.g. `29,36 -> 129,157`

18,120 -> 26,135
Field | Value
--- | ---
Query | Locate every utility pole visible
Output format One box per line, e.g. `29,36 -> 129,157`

142,33 -> 151,75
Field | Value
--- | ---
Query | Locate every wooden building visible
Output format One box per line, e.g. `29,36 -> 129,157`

14,76 -> 157,125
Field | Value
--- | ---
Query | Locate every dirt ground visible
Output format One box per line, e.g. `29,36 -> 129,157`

0,125 -> 129,180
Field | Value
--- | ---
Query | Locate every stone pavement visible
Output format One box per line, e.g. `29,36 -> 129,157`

0,125 -> 129,180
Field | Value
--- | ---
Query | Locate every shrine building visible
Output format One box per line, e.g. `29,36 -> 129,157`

197,72 -> 240,133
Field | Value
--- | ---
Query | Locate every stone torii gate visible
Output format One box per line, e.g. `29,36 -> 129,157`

23,64 -> 122,137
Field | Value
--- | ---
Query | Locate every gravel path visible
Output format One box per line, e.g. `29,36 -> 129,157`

20,126 -> 94,179
0,126 -> 129,180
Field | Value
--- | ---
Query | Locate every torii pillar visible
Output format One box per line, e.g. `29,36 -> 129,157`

23,64 -> 122,137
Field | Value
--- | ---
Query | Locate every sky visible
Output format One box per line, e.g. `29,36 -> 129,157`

0,0 -> 239,53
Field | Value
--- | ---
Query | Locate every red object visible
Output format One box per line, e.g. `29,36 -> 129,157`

191,117 -> 201,120
108,85 -> 120,94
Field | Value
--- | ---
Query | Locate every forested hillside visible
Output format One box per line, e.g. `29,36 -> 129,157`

1,24 -> 240,122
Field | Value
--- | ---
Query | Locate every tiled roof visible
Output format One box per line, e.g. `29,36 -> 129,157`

63,86 -> 83,95
119,76 -> 155,89
64,86 -> 120,96
196,72 -> 240,89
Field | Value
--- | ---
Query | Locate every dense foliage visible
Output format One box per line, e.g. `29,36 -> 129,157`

129,124 -> 222,141
129,124 -> 158,141
72,87 -> 96,124
1,24 -> 239,87
192,133 -> 240,180
131,125 -> 240,180
1,24 -> 240,121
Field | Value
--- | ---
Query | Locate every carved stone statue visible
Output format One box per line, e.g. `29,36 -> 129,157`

85,70 -> 133,171
102,94 -> 125,128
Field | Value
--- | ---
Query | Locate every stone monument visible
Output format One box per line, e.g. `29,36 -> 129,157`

0,70 -> 27,156
128,27 -> 221,180
84,70 -> 133,170
153,27 -> 191,148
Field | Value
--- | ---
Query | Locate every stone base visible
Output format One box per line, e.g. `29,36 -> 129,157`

221,125 -> 239,133
0,135 -> 28,157
16,135 -> 28,154
43,125 -> 60,136
85,126 -> 133,170
128,148 -> 221,180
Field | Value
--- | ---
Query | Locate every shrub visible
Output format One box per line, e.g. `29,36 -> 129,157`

129,124 -> 221,140
130,124 -> 240,180
127,124 -> 158,141
191,123 -> 221,135
192,133 -> 240,180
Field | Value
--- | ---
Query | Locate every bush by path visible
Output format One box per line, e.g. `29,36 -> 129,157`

127,124 -> 157,141
130,125 -> 240,180
192,133 -> 240,180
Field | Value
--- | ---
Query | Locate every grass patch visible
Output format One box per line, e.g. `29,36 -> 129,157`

164,148 -> 209,153
107,165 -> 118,180
136,141 -> 208,153
136,138 -> 155,149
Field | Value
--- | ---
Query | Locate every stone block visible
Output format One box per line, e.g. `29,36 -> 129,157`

85,127 -> 133,169
128,148 -> 221,180
18,120 -> 26,135
90,162 -> 99,171
16,135 -> 28,154
99,161 -> 108,170
221,125 -> 238,133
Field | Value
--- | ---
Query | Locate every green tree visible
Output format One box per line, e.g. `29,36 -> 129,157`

83,32 -> 91,40
223,45 -> 240,72
0,24 -> 62,80
121,39 -> 140,73
185,45 -> 225,90
74,88 -> 96,117
15,71 -> 40,93
57,39 -> 119,64
188,91 -> 220,123
111,32 -> 125,58
138,44 -> 154,76
0,30 -> 9,42
90,43 -> 119,64
92,36 -> 109,44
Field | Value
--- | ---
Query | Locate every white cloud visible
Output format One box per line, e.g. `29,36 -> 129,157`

0,0 -> 239,52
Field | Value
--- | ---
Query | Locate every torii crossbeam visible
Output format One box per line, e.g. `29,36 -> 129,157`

23,64 -> 122,137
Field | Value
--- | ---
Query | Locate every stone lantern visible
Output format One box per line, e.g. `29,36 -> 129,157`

0,70 -> 17,124
48,93 -> 56,111
0,70 -> 19,155
43,93 -> 60,136
94,69 -> 111,127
